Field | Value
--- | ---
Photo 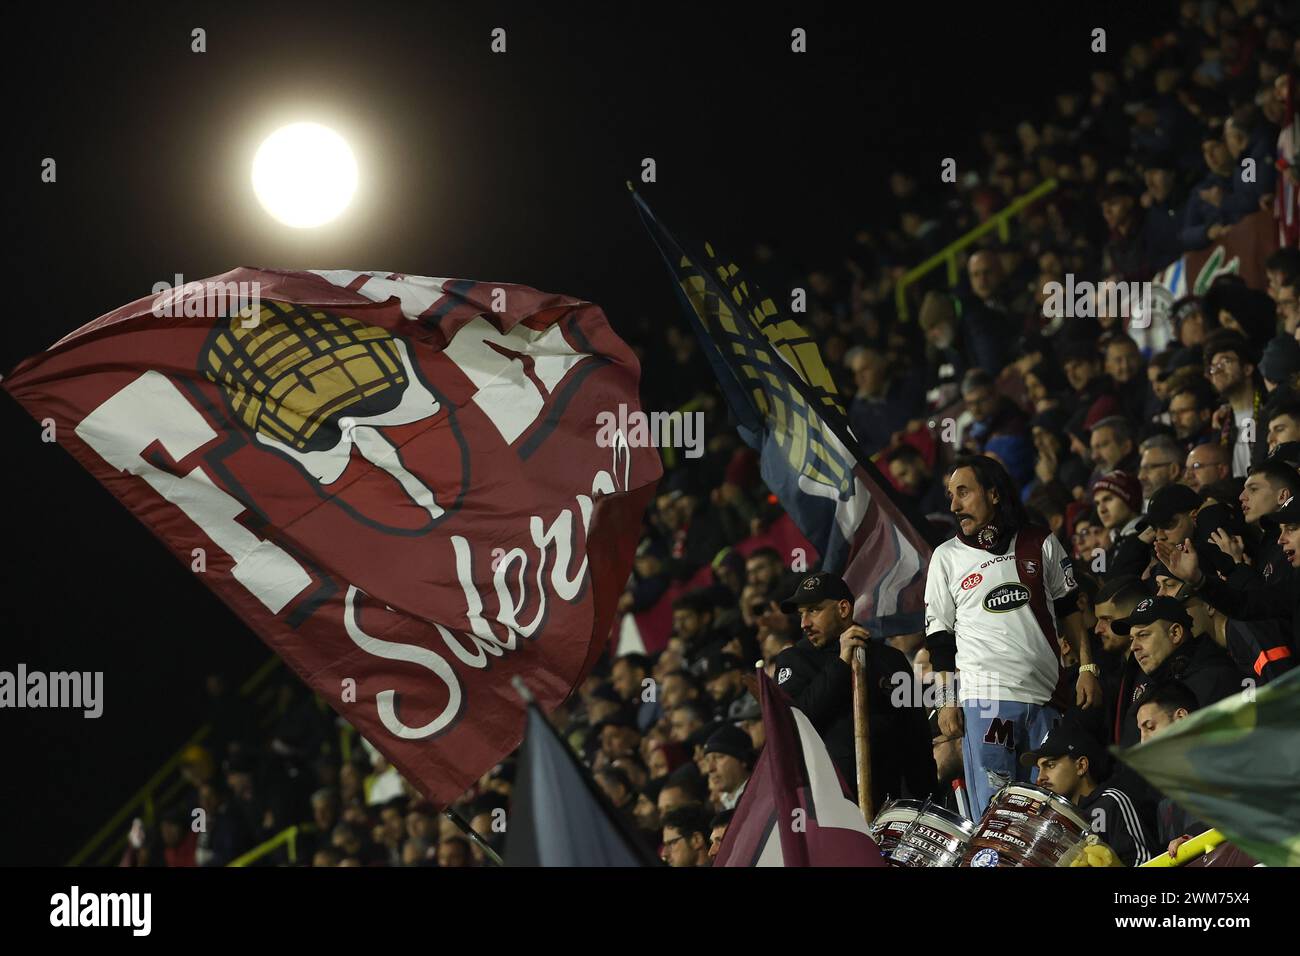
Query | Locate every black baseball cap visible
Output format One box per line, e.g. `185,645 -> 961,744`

1112,595 -> 1194,636
779,572 -> 853,613
1260,495 -> 1300,529
1019,723 -> 1107,770
1146,483 -> 1201,530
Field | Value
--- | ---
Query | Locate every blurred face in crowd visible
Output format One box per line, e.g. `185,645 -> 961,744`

889,454 -> 928,493
657,785 -> 694,816
1101,194 -> 1135,231
1034,755 -> 1090,802
661,826 -> 705,867
1185,444 -> 1229,491
1138,447 -> 1182,498
1240,474 -> 1290,524
1089,424 -> 1132,472
1268,412 -> 1300,451
1031,426 -> 1061,464
1072,519 -> 1100,561
706,752 -> 749,795
1063,356 -> 1099,392
1169,389 -> 1209,439
924,318 -> 957,350
1092,489 -> 1134,531
311,795 -> 338,831
1201,137 -> 1232,176
660,672 -> 695,711
406,810 -> 435,842
437,839 -> 469,868
706,669 -> 743,704
1206,349 -> 1250,396
745,554 -> 783,592
601,724 -> 641,760
962,383 -> 998,422
611,658 -> 644,701
1279,521 -> 1300,567
672,607 -> 708,643
852,349 -> 889,397
1105,340 -> 1143,384
1144,167 -> 1175,203
1023,370 -> 1052,406
709,823 -> 729,861
1136,700 -> 1190,743
1223,118 -> 1249,159
668,706 -> 703,742
1153,509 -> 1196,548
647,744 -> 673,779
634,551 -> 663,579
1177,307 -> 1207,347
1092,598 -> 1132,655
633,792 -> 660,831
968,251 -> 1003,301
947,465 -> 999,536
1130,620 -> 1186,674
795,598 -> 851,649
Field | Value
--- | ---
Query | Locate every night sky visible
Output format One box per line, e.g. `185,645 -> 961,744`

2,1 -> 1174,865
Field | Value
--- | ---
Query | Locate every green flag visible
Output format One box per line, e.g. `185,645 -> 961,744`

1115,668 -> 1300,867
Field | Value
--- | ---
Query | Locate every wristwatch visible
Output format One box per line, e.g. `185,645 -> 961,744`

1078,664 -> 1100,676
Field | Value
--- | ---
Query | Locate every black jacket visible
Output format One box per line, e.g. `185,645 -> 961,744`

1124,634 -> 1245,735
1077,783 -> 1157,866
774,635 -> 940,808
1200,571 -> 1300,673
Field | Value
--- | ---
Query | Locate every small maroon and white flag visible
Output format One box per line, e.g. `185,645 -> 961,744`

3,268 -> 661,806
714,668 -> 887,867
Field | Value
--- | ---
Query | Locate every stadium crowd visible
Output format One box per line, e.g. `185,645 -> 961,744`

117,0 -> 1298,867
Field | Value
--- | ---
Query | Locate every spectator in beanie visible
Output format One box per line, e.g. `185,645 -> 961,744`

1092,471 -> 1149,577
702,725 -> 754,810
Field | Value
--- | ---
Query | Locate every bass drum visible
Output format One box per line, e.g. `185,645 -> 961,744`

870,798 -> 976,868
961,783 -> 1097,867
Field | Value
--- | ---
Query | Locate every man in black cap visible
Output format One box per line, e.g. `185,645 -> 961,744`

1110,596 -> 1245,738
699,652 -> 746,720
772,570 -> 940,807
701,725 -> 754,810
1022,722 -> 1156,866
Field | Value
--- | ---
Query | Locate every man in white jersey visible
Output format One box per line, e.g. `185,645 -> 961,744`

925,455 -> 1103,817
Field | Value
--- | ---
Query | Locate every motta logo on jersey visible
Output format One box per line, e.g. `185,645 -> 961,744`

961,572 -> 983,591
983,583 -> 1031,612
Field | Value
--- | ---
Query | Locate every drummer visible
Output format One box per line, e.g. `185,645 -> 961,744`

1021,722 -> 1155,866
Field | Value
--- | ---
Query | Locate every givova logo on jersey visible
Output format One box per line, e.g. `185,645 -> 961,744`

983,583 -> 1031,613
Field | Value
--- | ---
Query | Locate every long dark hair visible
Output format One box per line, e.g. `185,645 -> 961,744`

948,453 -> 1030,534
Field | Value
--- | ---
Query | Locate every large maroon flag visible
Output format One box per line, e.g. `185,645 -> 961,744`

714,668 -> 887,867
3,268 -> 661,806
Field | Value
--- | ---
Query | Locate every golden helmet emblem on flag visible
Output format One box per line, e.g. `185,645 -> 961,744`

202,299 -> 408,453
201,298 -> 448,525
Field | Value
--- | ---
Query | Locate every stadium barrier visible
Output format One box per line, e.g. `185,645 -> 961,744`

894,179 -> 1059,323
228,823 -> 316,867
1139,829 -> 1226,867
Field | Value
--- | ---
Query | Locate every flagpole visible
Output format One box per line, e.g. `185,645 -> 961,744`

443,807 -> 504,867
851,646 -> 875,823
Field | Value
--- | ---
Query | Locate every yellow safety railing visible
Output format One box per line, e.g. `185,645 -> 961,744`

68,655 -> 284,867
1139,829 -> 1226,867
894,178 -> 1059,322
229,823 -> 315,868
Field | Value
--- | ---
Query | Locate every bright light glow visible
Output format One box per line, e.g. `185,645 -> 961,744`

252,122 -> 357,228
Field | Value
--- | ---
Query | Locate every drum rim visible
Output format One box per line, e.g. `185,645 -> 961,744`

989,782 -> 1089,831
872,801 -> 977,838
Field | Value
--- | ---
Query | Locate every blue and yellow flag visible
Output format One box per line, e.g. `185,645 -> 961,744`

630,188 -> 930,635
